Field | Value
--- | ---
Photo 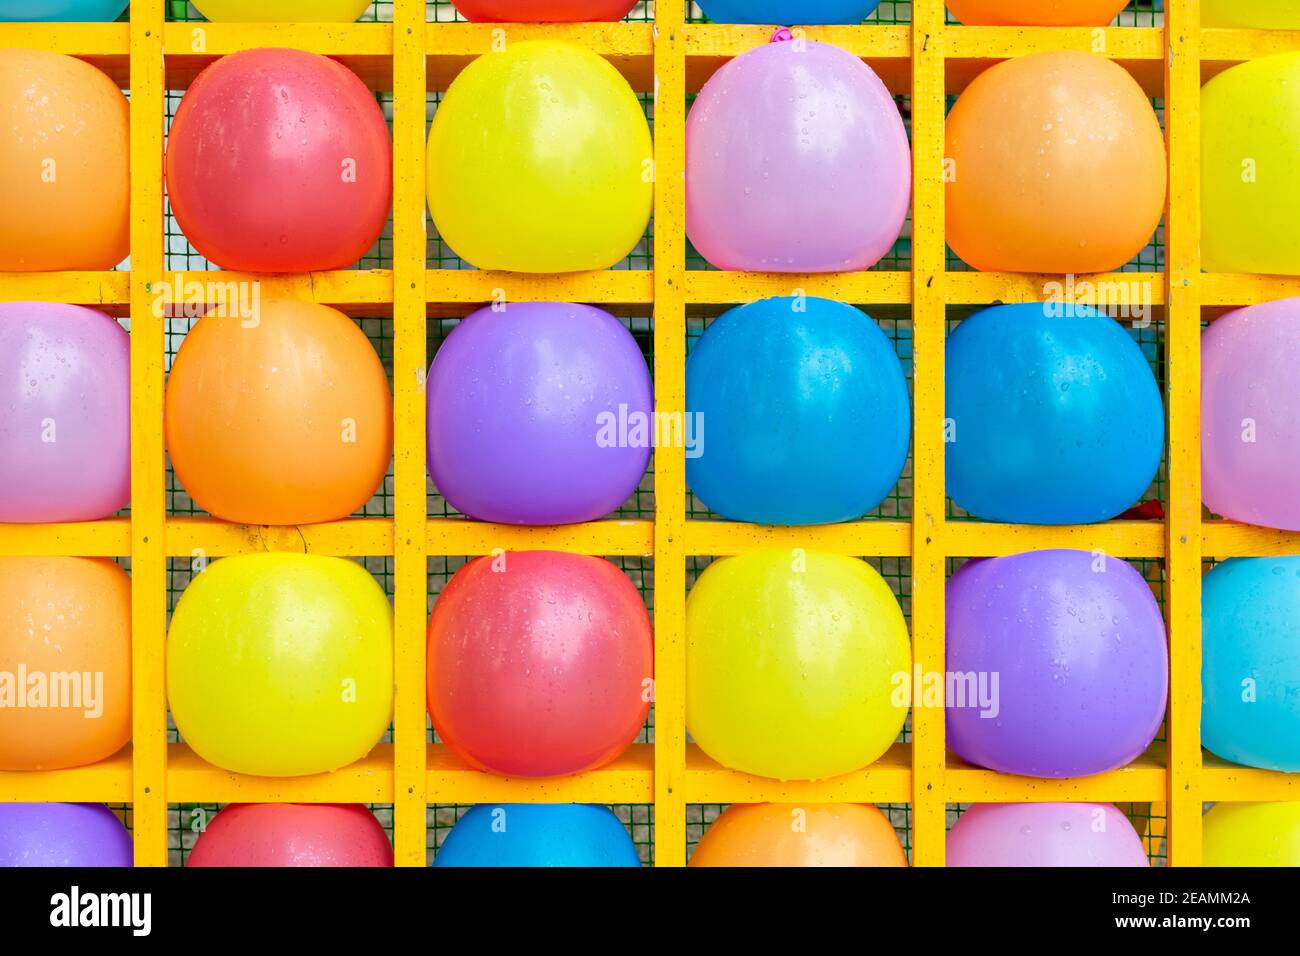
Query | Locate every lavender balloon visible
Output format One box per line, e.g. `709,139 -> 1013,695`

0,803 -> 132,867
948,803 -> 1150,867
686,32 -> 911,272
0,302 -> 130,523
946,550 -> 1168,778
427,302 -> 652,525
1203,297 -> 1300,530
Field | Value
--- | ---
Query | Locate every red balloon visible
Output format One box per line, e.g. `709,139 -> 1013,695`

451,1 -> 639,21
427,552 -> 653,777
165,48 -> 393,273
187,804 -> 393,867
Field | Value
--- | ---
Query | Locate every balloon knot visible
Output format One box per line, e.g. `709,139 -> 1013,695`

770,27 -> 795,43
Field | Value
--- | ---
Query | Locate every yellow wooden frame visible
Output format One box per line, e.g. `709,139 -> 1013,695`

2,0 -> 1300,867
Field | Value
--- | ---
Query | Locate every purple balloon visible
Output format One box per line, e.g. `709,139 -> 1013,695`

948,803 -> 1150,867
686,34 -> 912,272
0,803 -> 133,867
946,549 -> 1168,778
0,302 -> 130,523
427,303 -> 652,525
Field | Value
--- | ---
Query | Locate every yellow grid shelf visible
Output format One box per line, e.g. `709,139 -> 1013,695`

0,0 -> 1297,867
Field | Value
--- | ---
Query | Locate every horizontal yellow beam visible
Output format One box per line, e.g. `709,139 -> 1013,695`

684,24 -> 910,58
427,21 -> 651,56
161,21 -> 391,56
426,269 -> 653,309
165,516 -> 394,557
684,520 -> 910,557
166,743 -> 394,803
945,520 -> 1166,558
946,746 -> 1168,802
428,743 -> 653,803
1201,27 -> 1300,63
1202,522 -> 1300,558
0,21 -> 127,54
685,742 -> 912,803
945,270 -> 1166,307
0,271 -> 130,308
0,519 -> 130,556
1201,753 -> 1300,801
1201,273 -> 1300,307
686,270 -> 911,306
944,25 -> 1164,60
0,747 -> 132,802
431,519 -> 653,557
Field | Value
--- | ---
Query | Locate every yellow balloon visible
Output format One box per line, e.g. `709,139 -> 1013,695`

1204,0 -> 1300,28
428,41 -> 653,273
191,0 -> 374,20
686,550 -> 911,781
1202,53 -> 1300,274
1203,803 -> 1300,866
167,554 -> 393,777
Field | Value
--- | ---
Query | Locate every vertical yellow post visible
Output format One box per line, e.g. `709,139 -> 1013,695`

653,0 -> 689,867
128,0 -> 168,867
910,0 -> 948,867
392,0 -> 429,867
1163,0 -> 1203,867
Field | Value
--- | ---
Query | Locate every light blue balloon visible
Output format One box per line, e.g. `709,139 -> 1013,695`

0,1 -> 129,20
946,302 -> 1164,524
1203,557 -> 1300,772
432,804 -> 642,868
695,0 -> 883,24
686,296 -> 910,525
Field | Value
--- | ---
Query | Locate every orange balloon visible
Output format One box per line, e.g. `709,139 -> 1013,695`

0,49 -> 129,271
946,51 -> 1166,274
166,300 -> 393,525
689,804 -> 908,867
946,0 -> 1130,25
0,557 -> 131,771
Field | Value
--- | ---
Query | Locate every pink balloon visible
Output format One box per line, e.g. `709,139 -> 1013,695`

948,803 -> 1151,867
686,33 -> 911,272
0,302 -> 129,523
1203,297 -> 1300,530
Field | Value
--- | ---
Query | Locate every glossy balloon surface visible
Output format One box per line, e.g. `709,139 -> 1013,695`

948,803 -> 1150,867
0,804 -> 132,867
434,804 -> 641,867
188,804 -> 394,867
1202,802 -> 1300,866
690,804 -> 907,867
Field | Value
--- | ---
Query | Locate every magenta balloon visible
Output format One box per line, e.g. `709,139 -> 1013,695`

1203,298 -> 1300,530
0,804 -> 133,867
0,302 -> 130,523
946,550 -> 1168,778
948,803 -> 1150,867
427,303 -> 653,524
686,34 -> 911,272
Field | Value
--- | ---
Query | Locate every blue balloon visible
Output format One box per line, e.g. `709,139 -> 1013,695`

946,303 -> 1164,524
686,296 -> 910,525
433,804 -> 642,868
0,1 -> 129,19
695,0 -> 883,24
1203,557 -> 1300,772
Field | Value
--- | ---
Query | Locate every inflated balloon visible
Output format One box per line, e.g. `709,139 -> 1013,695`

694,1 -> 882,23
947,51 -> 1166,273
428,552 -> 652,777
187,805 -> 393,867
434,804 -> 641,867
0,49 -> 128,270
0,804 -> 132,867
1203,54 -> 1300,274
1203,299 -> 1300,528
687,297 -> 909,524
0,1 -> 128,19
690,804 -> 907,867
687,550 -> 910,781
191,0 -> 373,20
947,550 -> 1168,778
948,804 -> 1150,867
0,303 -> 129,523
166,49 -> 392,273
451,0 -> 639,20
166,300 -> 392,526
1204,0 -> 1300,28
687,34 -> 910,272
168,555 -> 393,777
1203,558 -> 1300,772
947,303 -> 1164,524
1203,803 -> 1300,866
0,558 -> 130,771
428,303 -> 652,525
945,0 -> 1129,25
428,41 -> 652,272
